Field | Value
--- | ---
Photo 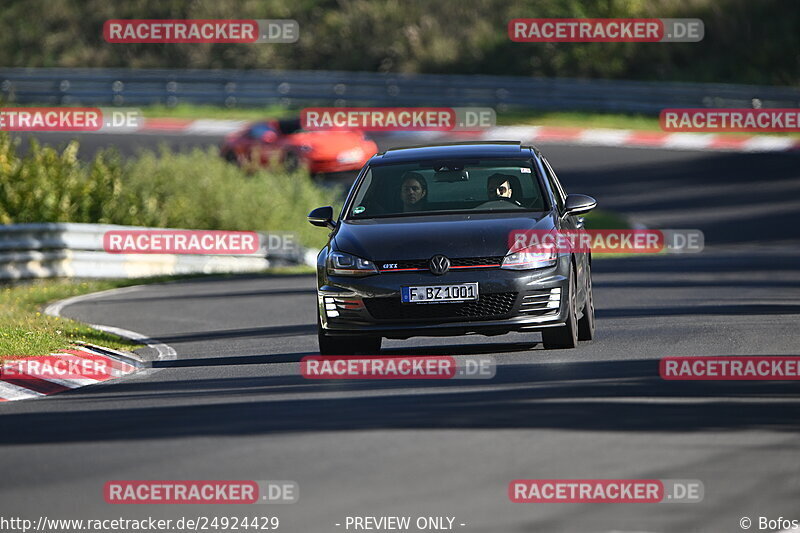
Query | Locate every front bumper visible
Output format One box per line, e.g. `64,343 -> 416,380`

318,258 -> 571,339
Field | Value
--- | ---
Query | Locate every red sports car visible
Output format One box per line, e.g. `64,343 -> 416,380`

220,118 -> 377,174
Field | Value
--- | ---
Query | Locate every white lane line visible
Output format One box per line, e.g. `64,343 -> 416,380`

43,285 -> 142,317
75,342 -> 146,363
87,324 -> 176,362
72,345 -> 142,370
44,284 -> 177,363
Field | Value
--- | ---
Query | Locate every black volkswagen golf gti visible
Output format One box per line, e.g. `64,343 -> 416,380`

308,141 -> 597,354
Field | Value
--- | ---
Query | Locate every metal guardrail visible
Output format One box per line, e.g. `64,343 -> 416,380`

2,68 -> 799,114
0,223 -> 312,280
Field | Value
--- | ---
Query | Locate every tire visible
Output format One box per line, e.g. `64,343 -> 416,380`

224,150 -> 239,165
541,266 -> 579,350
283,151 -> 301,173
577,261 -> 595,341
318,323 -> 382,355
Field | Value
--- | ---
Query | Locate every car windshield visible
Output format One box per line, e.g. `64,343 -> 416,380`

247,119 -> 305,138
347,159 -> 547,219
247,122 -> 276,138
277,118 -> 303,134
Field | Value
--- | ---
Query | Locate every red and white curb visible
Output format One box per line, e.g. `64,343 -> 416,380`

0,344 -> 142,402
131,117 -> 247,135
0,286 -> 178,403
424,126 -> 800,153
95,118 -> 800,153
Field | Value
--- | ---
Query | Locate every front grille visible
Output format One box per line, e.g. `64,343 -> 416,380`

364,292 -> 518,321
378,256 -> 504,272
451,256 -> 504,268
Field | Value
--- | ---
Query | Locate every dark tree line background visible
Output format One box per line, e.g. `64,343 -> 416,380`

1,0 -> 798,85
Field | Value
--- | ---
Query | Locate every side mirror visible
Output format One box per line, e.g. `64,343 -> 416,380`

261,130 -> 278,143
564,194 -> 597,216
308,206 -> 336,229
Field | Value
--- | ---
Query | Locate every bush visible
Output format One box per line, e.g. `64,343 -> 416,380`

0,133 -> 341,249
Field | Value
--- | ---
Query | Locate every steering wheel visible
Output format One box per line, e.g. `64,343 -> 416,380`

475,198 -> 524,209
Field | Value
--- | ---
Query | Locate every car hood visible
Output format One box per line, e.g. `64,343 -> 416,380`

333,212 -> 556,261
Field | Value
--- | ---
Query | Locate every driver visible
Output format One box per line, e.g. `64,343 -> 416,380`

487,173 -> 521,205
400,172 -> 428,212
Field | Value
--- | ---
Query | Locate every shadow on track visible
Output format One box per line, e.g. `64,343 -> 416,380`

142,324 -> 318,343
3,356 -> 800,444
94,287 -> 315,305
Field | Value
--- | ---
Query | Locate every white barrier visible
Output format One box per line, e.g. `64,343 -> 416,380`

0,223 -> 312,280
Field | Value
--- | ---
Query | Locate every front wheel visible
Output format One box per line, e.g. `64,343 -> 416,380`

283,151 -> 302,173
223,150 -> 239,165
541,266 -> 578,350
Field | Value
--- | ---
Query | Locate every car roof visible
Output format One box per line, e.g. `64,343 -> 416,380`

368,141 -> 536,165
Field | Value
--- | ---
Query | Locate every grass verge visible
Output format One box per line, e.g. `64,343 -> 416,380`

0,279 -> 146,360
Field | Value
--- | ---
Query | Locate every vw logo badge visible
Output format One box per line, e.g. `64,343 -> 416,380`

429,254 -> 450,275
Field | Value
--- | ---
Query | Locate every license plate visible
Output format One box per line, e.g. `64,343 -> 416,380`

401,283 -> 479,303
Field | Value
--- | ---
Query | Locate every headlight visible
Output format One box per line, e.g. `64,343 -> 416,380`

327,251 -> 378,276
500,245 -> 557,270
337,147 -> 364,164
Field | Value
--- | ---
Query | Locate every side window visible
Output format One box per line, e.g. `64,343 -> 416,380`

348,169 -> 373,216
541,157 -> 566,213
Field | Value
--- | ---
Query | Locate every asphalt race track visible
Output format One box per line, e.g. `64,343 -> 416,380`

1,131 -> 800,532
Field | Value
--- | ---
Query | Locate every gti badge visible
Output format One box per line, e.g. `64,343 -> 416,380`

429,255 -> 450,275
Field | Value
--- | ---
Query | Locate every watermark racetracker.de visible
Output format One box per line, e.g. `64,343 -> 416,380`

104,19 -> 298,43
508,229 -> 705,254
509,18 -> 704,43
301,355 -> 496,380
661,109 -> 800,132
0,108 -> 142,132
509,479 -> 704,503
300,107 -> 496,132
104,480 -> 298,504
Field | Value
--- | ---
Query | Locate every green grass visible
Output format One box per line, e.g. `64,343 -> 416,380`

0,279 -> 146,359
139,104 -> 295,121
495,110 -> 663,131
